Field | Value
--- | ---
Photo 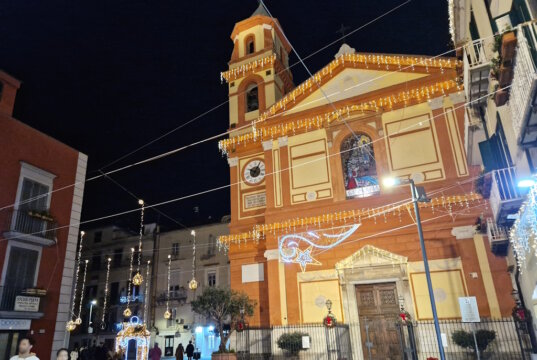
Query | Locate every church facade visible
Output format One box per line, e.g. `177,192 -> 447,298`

217,7 -> 514,358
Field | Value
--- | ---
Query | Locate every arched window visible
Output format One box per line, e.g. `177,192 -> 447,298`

246,83 -> 259,112
246,38 -> 255,54
341,134 -> 380,199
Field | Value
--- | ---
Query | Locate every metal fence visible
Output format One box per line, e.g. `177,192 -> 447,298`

234,323 -> 352,360
233,319 -> 533,360
412,319 -> 533,360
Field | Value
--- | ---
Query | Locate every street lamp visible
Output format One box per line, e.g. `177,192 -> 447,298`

88,299 -> 97,334
383,177 -> 446,360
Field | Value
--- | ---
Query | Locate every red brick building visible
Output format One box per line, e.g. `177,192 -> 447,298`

0,70 -> 87,359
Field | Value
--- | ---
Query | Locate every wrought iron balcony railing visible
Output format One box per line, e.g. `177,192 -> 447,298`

4,209 -> 57,245
0,286 -> 46,318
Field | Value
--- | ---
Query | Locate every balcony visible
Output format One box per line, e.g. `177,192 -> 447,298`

0,286 -> 46,319
3,209 -> 57,246
486,217 -> 509,256
464,106 -> 487,167
510,24 -> 537,147
463,38 -> 494,107
156,288 -> 188,305
489,167 -> 525,226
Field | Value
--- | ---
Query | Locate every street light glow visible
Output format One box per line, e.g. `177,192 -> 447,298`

382,177 -> 399,188
195,326 -> 203,333
91,299 -> 97,305
518,178 -> 536,188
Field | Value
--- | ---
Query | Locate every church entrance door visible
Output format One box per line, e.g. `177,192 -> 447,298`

355,283 -> 401,360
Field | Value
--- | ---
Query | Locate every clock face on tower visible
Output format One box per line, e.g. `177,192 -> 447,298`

243,160 -> 266,185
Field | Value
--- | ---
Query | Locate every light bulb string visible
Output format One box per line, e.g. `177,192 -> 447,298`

137,202 -> 145,273
192,232 -> 196,280
71,232 -> 84,318
77,260 -> 89,319
166,256 -> 171,312
126,248 -> 134,310
102,258 -> 111,323
144,260 -> 151,323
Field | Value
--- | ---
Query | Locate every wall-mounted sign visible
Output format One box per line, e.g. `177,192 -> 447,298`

458,296 -> 480,323
0,319 -> 31,330
14,296 -> 40,312
244,192 -> 266,209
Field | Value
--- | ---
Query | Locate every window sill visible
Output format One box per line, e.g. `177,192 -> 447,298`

0,310 -> 44,320
3,231 -> 56,247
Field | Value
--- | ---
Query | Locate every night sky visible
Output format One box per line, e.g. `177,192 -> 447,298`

0,0 -> 451,231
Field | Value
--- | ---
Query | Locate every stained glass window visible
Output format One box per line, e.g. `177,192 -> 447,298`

341,134 -> 380,199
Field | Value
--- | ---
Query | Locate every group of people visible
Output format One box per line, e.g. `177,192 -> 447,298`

9,337 -> 198,360
9,337 -> 120,360
149,341 -> 196,360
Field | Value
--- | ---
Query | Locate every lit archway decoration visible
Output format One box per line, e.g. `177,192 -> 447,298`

279,224 -> 360,272
115,317 -> 151,360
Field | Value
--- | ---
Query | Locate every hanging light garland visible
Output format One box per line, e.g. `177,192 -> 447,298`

67,230 -> 85,331
218,80 -> 462,155
73,259 -> 89,328
164,255 -> 172,320
221,53 -> 277,82
188,230 -> 198,291
100,257 -> 111,330
123,248 -> 135,318
132,200 -> 145,286
143,260 -> 151,323
510,185 -> 537,273
218,192 -> 481,248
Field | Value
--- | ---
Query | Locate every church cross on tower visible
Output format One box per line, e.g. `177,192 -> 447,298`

336,23 -> 351,43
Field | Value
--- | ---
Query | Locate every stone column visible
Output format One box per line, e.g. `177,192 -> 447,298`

278,136 -> 291,206
264,249 -> 287,325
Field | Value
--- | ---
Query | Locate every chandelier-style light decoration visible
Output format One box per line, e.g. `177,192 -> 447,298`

188,230 -> 198,291
143,260 -> 151,323
67,230 -> 85,331
123,247 -> 135,318
100,257 -> 111,330
132,200 -> 145,286
164,255 -> 171,319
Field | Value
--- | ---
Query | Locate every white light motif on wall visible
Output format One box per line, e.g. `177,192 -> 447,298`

279,224 -> 360,272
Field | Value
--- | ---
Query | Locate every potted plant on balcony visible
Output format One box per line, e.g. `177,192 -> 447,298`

191,287 -> 256,360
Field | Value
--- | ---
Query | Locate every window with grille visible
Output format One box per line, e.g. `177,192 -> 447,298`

172,242 -> 180,257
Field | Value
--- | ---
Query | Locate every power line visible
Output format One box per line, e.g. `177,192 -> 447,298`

0,85 -> 510,243
0,2 -> 488,213
94,0 -> 412,172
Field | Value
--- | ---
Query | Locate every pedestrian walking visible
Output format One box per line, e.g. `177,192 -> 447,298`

10,337 -> 39,360
148,343 -> 162,360
185,341 -> 194,360
175,343 -> 184,360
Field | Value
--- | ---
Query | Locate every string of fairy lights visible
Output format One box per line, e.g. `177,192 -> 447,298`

0,25 -> 515,216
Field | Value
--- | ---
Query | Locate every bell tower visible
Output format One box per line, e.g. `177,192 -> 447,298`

223,3 -> 294,129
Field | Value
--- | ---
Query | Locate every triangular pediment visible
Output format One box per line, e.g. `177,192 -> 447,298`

335,244 -> 407,270
284,67 -> 429,115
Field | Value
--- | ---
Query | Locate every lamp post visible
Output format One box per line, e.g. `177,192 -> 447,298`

383,177 -> 445,360
88,299 -> 97,334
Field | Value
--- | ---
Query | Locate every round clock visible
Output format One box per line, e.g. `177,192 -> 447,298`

243,160 -> 266,185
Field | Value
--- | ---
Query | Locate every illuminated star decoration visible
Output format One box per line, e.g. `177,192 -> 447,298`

293,246 -> 321,272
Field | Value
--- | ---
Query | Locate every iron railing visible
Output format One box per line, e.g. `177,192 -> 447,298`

234,323 -> 352,360
486,217 -> 510,255
0,286 -> 45,312
233,319 -> 532,360
414,318 -> 533,360
4,208 -> 57,241
463,38 -> 494,106
489,167 -> 524,225
156,288 -> 188,304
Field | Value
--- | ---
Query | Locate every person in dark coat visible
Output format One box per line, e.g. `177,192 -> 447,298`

185,341 -> 194,360
175,343 -> 184,360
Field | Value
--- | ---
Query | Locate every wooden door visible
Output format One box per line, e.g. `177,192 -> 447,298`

356,283 -> 401,360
